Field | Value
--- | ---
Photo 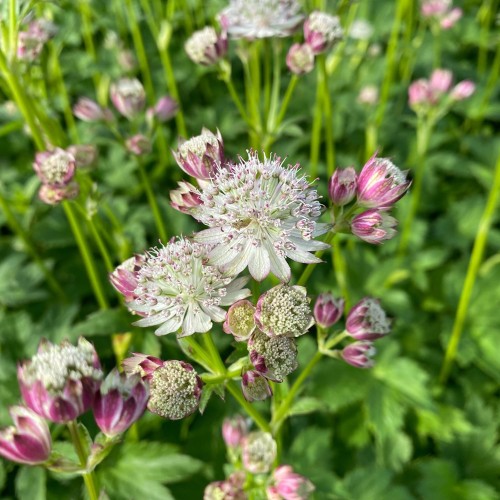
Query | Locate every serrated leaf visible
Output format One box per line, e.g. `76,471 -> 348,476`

15,466 -> 46,500
199,385 -> 215,414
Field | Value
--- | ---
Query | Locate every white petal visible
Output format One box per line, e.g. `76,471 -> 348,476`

289,235 -> 330,251
220,287 -> 252,306
221,241 -> 253,277
200,303 -> 226,322
209,244 -> 240,267
285,248 -> 323,264
264,241 -> 291,282
194,227 -> 225,244
133,311 -> 173,328
313,223 -> 331,236
248,244 -> 271,281
180,305 -> 212,336
154,314 -> 184,336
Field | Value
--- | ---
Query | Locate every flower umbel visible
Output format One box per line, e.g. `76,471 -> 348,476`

346,298 -> 391,340
193,152 -> 329,282
242,431 -> 277,473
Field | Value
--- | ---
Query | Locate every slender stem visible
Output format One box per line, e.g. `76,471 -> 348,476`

309,66 -> 324,180
265,40 -> 282,143
200,333 -> 226,374
222,76 -> 252,126
274,75 -> 298,130
332,236 -> 350,309
87,217 -> 114,273
137,161 -> 168,242
8,0 -> 17,61
201,370 -> 240,384
63,202 -> 109,310
67,421 -> 99,500
78,0 -> 100,93
318,55 -> 335,176
439,152 -> 500,384
296,231 -> 335,287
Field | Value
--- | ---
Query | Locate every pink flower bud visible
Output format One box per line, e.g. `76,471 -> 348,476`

66,144 -> 98,168
328,167 -> 357,206
73,97 -> 113,122
18,338 -> 102,423
346,297 -> 391,340
93,369 -> 149,437
185,27 -> 227,66
269,465 -> 315,500
241,370 -> 272,402
204,472 -> 246,500
126,134 -> 152,156
33,148 -> 76,187
286,43 -> 315,75
429,68 -> 453,94
222,415 -> 248,448
408,79 -> 432,107
342,341 -> 376,369
223,299 -> 256,341
440,7 -> 462,29
151,96 -> 178,122
242,432 -> 277,474
0,406 -> 51,465
314,293 -> 344,328
450,80 -> 475,100
421,0 -> 451,18
110,78 -> 146,119
122,352 -> 163,381
170,181 -> 203,215
357,154 -> 410,209
351,209 -> 397,244
304,11 -> 343,54
110,255 -> 143,303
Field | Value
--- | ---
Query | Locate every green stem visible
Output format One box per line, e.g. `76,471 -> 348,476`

78,0 -> 100,93
309,65 -> 324,180
332,236 -> 350,308
296,231 -> 335,287
318,55 -> 335,176
200,333 -> 226,374
67,421 -> 99,500
137,161 -> 168,242
439,152 -> 500,384
222,75 -> 252,126
87,217 -> 114,273
264,40 -> 282,146
8,0 -> 17,60
274,74 -> 298,130
201,370 -> 240,384
365,120 -> 377,160
63,202 -> 109,310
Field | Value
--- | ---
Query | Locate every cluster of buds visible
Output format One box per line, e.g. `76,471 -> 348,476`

223,284 -> 313,402
286,10 -> 343,75
328,153 -> 411,244
408,68 -> 475,112
17,19 -> 57,62
420,0 -> 462,29
313,294 -> 391,369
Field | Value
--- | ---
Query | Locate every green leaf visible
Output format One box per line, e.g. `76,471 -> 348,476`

415,459 -> 460,500
0,460 -> 5,490
72,309 -> 135,337
289,397 -> 328,416
15,466 -> 46,500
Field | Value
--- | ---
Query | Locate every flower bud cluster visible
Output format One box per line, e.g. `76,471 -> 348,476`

328,153 -> 411,244
420,0 -> 462,29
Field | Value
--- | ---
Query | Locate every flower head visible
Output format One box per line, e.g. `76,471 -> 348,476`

242,431 -> 277,473
429,68 -> 453,94
350,209 -> 397,244
313,293 -> 344,328
241,370 -> 272,401
147,360 -> 202,420
346,298 -> 391,340
342,341 -> 376,369
110,78 -> 146,119
93,369 -> 149,437
73,97 -> 112,122
304,11 -> 343,54
223,299 -> 256,341
328,166 -> 357,206
18,338 -> 102,423
109,255 -> 143,303
185,27 -> 227,66
116,238 -> 250,336
193,152 -> 329,282
219,0 -> 303,39
204,472 -> 247,500
268,465 -> 315,500
248,329 -> 298,382
255,285 -> 313,338
222,415 -> 248,448
0,406 -> 51,465
33,148 -> 76,187
450,80 -> 476,100
286,43 -> 315,75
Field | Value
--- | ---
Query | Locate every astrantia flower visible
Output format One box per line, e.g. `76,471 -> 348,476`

346,297 -> 391,340
268,465 -> 315,500
33,148 -> 76,187
242,432 -> 277,474
185,27 -> 227,66
350,209 -> 397,244
219,0 -> 303,39
224,299 -> 256,341
241,370 -> 272,401
116,238 -> 251,337
193,152 -> 329,282
304,11 -> 343,54
342,341 -> 376,369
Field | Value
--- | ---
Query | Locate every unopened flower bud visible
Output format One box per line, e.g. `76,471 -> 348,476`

110,255 -> 143,303
342,341 -> 376,369
110,78 -> 146,119
242,432 -> 277,474
304,11 -> 343,54
408,79 -> 432,107
38,182 -> 79,205
93,369 -> 149,437
150,96 -> 178,122
351,209 -> 397,244
170,181 -> 202,215
255,284 -> 313,338
357,85 -> 379,105
268,465 -> 315,500
204,472 -> 246,500
286,43 -> 315,75
328,167 -> 357,206
17,31 -> 44,61
222,415 -> 248,448
429,68 -> 453,94
314,293 -> 344,328
73,97 -> 112,122
450,80 -> 475,100
122,352 -> 163,380
357,155 -> 410,209
126,134 -> 152,156
185,27 -> 227,66
18,338 -> 102,423
346,297 -> 391,340
241,370 -> 272,402
440,7 -> 462,29
67,144 -> 98,168
0,406 -> 51,465
147,360 -> 202,420
248,330 -> 298,382
223,299 -> 256,341
33,148 -> 76,187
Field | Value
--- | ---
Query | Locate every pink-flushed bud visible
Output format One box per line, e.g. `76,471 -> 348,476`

33,148 -> 76,187
122,352 -> 164,381
18,338 -> 103,423
421,0 -> 451,18
204,472 -> 246,500
17,31 -> 44,61
346,297 -> 391,340
286,43 -> 315,75
93,369 -> 149,437
185,26 -> 227,66
241,370 -> 272,402
222,415 -> 248,448
314,293 -> 344,328
328,167 -> 357,206
38,182 -> 79,205
66,144 -> 98,168
254,285 -> 314,338
150,96 -> 178,122
125,134 -> 152,156
408,79 -> 432,107
242,432 -> 277,474
351,209 -> 398,244
440,7 -> 462,29
429,68 -> 453,94
110,255 -> 143,303
342,341 -> 376,369
357,85 -> 379,105
170,181 -> 203,215
268,465 -> 315,500
0,406 -> 51,465
450,80 -> 476,100
248,330 -> 298,382
304,11 -> 343,54
147,360 -> 203,420
173,128 -> 224,181
73,97 -> 113,122
223,299 -> 256,341
110,78 -> 146,119
357,154 -> 411,209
